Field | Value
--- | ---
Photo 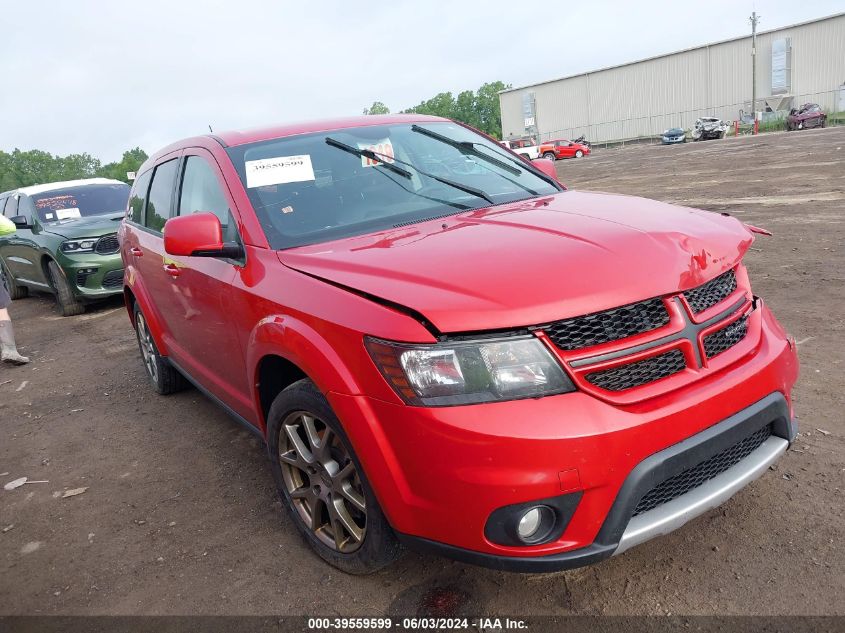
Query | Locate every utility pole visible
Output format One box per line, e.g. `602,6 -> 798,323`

750,11 -> 759,132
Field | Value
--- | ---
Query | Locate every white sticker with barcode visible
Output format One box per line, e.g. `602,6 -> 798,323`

245,155 -> 315,188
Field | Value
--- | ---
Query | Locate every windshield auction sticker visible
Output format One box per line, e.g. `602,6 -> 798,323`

55,208 -> 82,220
357,138 -> 395,167
245,155 -> 315,188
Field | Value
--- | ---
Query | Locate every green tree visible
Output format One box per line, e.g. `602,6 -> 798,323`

0,146 -> 148,190
453,90 -> 479,130
474,81 -> 510,138
396,80 -> 511,138
363,101 -> 391,115
97,147 -> 148,183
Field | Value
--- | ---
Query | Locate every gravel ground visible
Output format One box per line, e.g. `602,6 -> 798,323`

1,126 -> 843,616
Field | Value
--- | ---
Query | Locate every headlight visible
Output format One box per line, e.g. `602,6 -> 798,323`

61,239 -> 98,253
365,335 -> 575,406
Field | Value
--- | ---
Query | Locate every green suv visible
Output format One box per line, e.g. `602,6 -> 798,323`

0,178 -> 130,316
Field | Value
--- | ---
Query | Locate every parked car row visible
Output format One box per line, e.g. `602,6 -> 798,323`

2,115 -> 799,578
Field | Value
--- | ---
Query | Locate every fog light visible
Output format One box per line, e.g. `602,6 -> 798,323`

516,505 -> 554,543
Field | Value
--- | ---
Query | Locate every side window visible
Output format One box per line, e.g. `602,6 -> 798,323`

17,196 -> 35,223
5,196 -> 18,219
178,156 -> 239,243
145,159 -> 179,233
128,170 -> 152,225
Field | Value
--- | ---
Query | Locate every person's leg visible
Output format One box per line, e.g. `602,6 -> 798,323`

0,308 -> 29,365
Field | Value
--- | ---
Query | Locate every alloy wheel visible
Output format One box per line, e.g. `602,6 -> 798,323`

278,411 -> 366,553
136,313 -> 158,383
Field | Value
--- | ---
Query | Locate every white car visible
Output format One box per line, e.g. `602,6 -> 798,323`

500,138 -> 539,161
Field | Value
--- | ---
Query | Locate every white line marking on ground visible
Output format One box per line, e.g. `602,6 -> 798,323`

15,381 -> 28,392
796,337 -> 815,345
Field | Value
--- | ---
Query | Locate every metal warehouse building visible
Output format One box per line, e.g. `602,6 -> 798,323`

499,13 -> 845,144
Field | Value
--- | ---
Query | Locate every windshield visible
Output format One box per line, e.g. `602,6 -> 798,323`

32,184 -> 130,224
226,122 -> 561,250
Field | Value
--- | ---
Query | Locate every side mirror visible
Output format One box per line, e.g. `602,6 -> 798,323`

163,212 -> 242,258
532,158 -> 560,184
10,215 -> 31,229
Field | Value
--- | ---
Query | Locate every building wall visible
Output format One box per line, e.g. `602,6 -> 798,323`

500,13 -> 845,143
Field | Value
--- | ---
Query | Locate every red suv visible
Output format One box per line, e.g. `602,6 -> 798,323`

120,115 -> 798,574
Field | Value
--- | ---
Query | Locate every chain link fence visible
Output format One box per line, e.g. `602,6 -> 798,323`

537,88 -> 845,149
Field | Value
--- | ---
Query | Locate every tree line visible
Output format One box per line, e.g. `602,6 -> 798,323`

363,80 -> 510,139
0,147 -> 148,192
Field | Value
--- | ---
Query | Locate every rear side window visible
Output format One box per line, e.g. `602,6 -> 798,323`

145,159 -> 179,233
178,156 -> 239,243
129,170 -> 152,225
4,196 -> 18,218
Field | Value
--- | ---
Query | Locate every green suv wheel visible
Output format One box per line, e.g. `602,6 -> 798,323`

47,260 -> 85,317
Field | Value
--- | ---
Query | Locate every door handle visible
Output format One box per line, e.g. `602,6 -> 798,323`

163,264 -> 181,278
130,247 -> 143,257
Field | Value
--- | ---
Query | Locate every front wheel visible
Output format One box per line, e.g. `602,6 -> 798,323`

47,260 -> 84,316
267,379 -> 402,574
575,150 -> 584,158
543,152 -> 556,161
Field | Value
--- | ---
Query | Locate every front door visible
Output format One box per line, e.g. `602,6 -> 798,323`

154,150 -> 252,421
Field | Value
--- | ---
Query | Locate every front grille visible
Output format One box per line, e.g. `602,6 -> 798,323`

102,269 -> 124,289
94,233 -> 120,255
684,270 -> 737,314
545,298 -> 669,351
633,424 -> 772,516
704,315 -> 749,359
585,349 -> 685,391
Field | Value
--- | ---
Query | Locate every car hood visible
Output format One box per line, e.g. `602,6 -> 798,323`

278,192 -> 754,333
41,213 -> 125,239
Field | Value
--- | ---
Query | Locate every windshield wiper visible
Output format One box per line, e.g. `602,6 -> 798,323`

325,137 -> 412,179
411,124 -> 562,191
410,124 -> 521,175
326,137 -> 495,205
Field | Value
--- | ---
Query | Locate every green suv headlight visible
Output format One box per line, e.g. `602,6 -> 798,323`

61,239 -> 98,253
365,335 -> 575,406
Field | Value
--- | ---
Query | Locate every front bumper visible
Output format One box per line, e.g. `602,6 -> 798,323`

396,393 -> 794,572
57,252 -> 124,300
662,136 -> 685,144
328,302 -> 798,571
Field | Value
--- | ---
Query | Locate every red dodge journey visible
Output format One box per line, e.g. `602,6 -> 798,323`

119,115 -> 798,573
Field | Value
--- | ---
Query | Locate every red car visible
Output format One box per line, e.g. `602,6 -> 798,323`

539,139 -> 590,160
786,103 -> 827,131
120,115 -> 798,574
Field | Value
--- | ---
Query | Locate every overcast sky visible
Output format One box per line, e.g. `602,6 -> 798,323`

1,0 -> 842,162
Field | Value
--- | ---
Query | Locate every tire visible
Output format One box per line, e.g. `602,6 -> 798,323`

820,118 -> 826,129
267,378 -> 402,574
46,260 -> 84,316
543,152 -> 556,161
0,259 -> 28,300
133,302 -> 186,395
575,150 -> 584,158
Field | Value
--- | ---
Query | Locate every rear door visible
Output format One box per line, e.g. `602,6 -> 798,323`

1,195 -> 50,290
130,155 -> 183,357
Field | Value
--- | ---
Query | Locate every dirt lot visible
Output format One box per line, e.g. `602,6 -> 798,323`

1,127 -> 843,616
